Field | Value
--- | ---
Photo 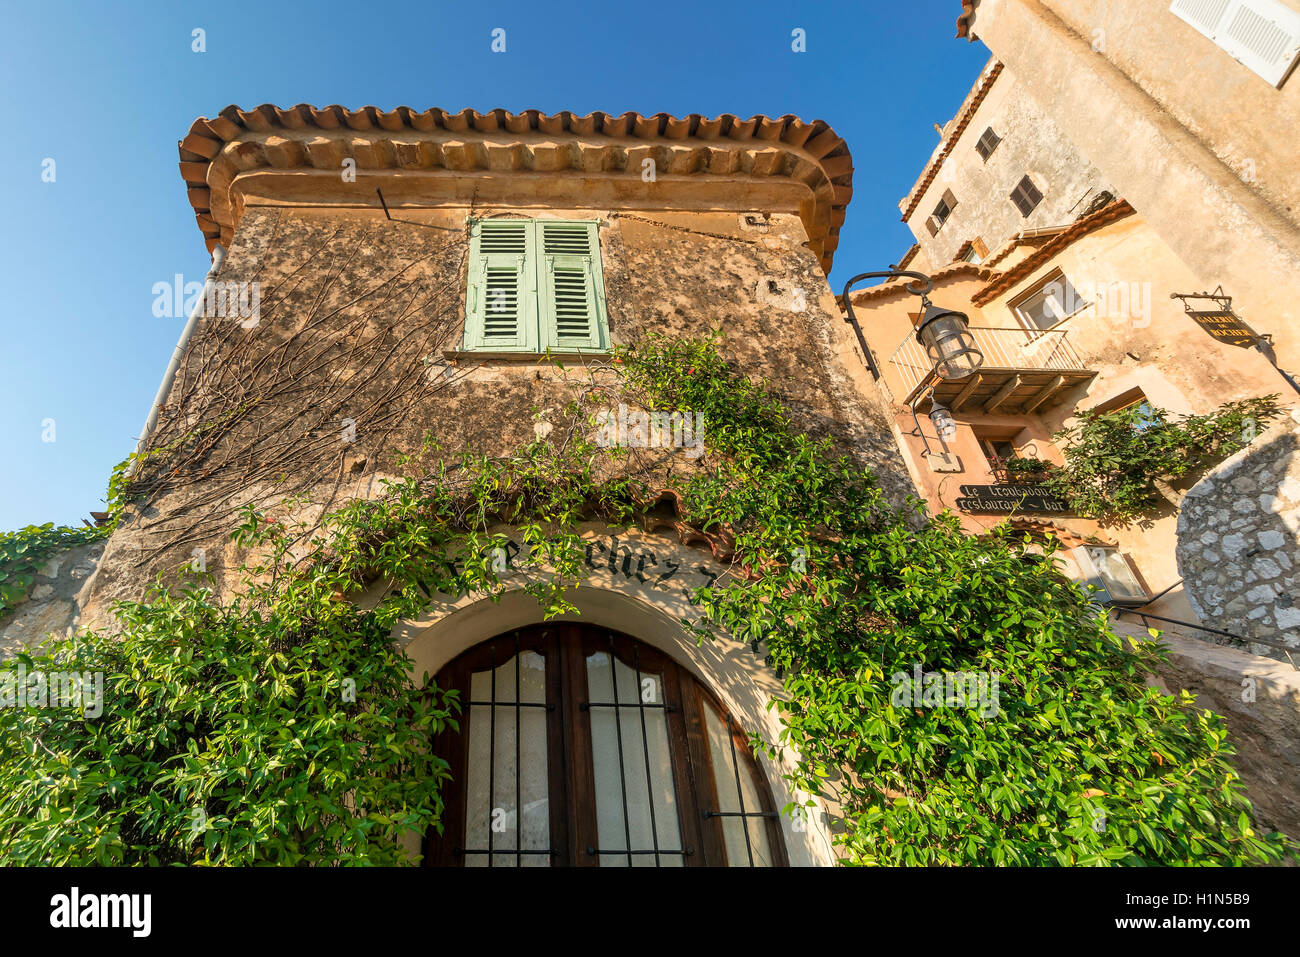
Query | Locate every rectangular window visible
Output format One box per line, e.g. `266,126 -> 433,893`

975,126 -> 1001,160
959,239 -> 984,264
1010,175 -> 1043,217
1129,399 -> 1161,432
1069,545 -> 1150,605
1009,269 -> 1086,333
464,218 -> 609,353
1170,0 -> 1300,87
1093,389 -> 1163,432
1117,397 -> 1162,432
927,188 -> 957,235
977,434 -> 1018,466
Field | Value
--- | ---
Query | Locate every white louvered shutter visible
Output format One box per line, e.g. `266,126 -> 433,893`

1170,0 -> 1300,86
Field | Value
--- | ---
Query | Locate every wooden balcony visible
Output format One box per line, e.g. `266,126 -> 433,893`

885,326 -> 1095,414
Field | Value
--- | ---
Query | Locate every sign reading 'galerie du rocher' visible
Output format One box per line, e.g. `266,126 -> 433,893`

1187,309 -> 1258,349
955,484 -> 1073,515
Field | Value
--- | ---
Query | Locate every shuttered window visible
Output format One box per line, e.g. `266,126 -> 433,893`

464,219 -> 609,353
974,126 -> 1001,161
926,188 -> 957,236
471,220 -> 533,350
1010,175 -> 1044,217
1170,0 -> 1300,87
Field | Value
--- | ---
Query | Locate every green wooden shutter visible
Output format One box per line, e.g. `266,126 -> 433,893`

464,219 -> 536,351
537,220 -> 608,351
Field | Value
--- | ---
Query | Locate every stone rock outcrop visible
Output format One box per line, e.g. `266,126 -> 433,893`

1177,416 -> 1300,662
0,541 -> 105,659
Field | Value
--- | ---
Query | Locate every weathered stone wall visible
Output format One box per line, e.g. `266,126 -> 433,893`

1177,417 -> 1300,661
1112,615 -> 1300,841
80,204 -> 913,627
969,0 -> 1300,373
1040,0 -> 1300,230
905,61 -> 1112,266
0,541 -> 104,658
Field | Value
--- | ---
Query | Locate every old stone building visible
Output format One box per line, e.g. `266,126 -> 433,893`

898,57 -> 1113,268
5,11 -> 1296,864
847,15 -> 1300,836
854,194 -> 1300,655
955,0 -> 1300,374
63,104 -> 917,866
853,4 -> 1300,660
945,0 -> 1300,651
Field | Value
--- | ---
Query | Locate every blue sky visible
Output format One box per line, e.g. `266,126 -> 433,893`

0,0 -> 988,531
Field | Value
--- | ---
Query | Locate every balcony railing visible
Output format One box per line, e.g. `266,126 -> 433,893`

885,326 -> 1094,411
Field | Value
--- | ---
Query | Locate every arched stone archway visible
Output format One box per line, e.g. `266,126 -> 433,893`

389,522 -> 839,866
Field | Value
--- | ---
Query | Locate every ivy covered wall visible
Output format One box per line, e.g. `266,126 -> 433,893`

79,204 -> 910,628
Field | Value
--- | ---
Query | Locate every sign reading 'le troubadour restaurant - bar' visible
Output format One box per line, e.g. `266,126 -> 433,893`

956,484 -> 1073,515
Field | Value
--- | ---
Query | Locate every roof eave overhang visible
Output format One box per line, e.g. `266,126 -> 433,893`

971,200 -> 1135,305
179,106 -> 854,274
845,263 -> 999,306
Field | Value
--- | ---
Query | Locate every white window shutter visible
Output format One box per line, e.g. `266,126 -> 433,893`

1171,0 -> 1300,86
1219,0 -> 1300,85
1170,0 -> 1233,37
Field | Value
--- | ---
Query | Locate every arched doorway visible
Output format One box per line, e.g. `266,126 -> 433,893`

424,623 -> 788,867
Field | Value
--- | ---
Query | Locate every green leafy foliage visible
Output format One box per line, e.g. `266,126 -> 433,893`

1001,456 -> 1054,474
0,336 -> 1287,865
0,584 -> 457,865
1047,396 -> 1283,524
621,335 -> 1288,865
0,414 -> 626,865
0,452 -> 137,618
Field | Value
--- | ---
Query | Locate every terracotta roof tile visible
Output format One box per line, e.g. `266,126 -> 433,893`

205,113 -> 242,141
180,131 -> 222,160
178,161 -> 209,184
755,116 -> 785,141
981,236 -> 1025,269
845,200 -> 1136,318
782,118 -> 815,148
846,261 -> 999,304
178,105 -> 854,271
971,200 -> 1135,305
309,105 -> 342,129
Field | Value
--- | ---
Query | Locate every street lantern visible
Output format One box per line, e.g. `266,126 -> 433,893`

914,297 -> 983,380
840,267 -> 983,454
841,268 -> 983,382
928,399 -> 957,440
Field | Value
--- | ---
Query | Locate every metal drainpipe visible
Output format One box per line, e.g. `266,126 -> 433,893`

126,244 -> 226,476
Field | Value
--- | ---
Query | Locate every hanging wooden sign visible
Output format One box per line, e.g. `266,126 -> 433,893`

1187,308 -> 1258,348
1171,289 -> 1259,349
